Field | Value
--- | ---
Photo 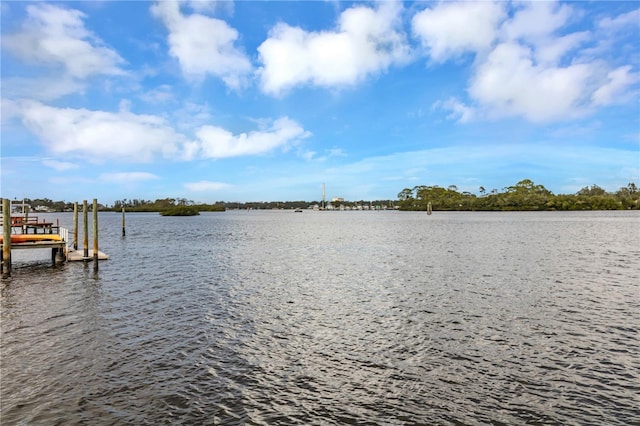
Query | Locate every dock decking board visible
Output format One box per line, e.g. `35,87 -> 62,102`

67,249 -> 109,261
1,241 -> 66,250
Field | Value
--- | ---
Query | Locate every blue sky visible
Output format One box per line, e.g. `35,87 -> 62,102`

1,1 -> 638,204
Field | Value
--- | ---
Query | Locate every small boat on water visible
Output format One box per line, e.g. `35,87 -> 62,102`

0,234 -> 63,244
294,208 -> 303,212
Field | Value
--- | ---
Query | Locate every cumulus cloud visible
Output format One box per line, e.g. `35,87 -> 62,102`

2,3 -> 124,79
194,117 -> 311,159
15,100 -> 184,162
433,97 -> 476,123
151,0 -> 252,88
469,42 -> 592,122
257,2 -> 410,95
534,31 -> 590,66
420,1 -> 639,123
184,180 -> 231,191
412,1 -> 505,62
591,66 -> 639,106
11,100 -> 310,163
501,1 -> 573,43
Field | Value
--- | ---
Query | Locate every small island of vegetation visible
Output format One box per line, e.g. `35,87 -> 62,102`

159,206 -> 201,216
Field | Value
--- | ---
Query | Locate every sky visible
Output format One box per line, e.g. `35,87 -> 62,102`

1,0 -> 639,205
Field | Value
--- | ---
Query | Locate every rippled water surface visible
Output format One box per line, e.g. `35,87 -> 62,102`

2,210 -> 639,425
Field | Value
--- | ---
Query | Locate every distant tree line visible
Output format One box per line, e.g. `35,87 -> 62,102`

397,179 -> 639,211
108,198 -> 394,211
14,180 -> 639,213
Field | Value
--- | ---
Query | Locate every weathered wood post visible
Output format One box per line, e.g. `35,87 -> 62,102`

24,204 -> 29,233
83,200 -> 89,259
2,198 -> 11,277
93,199 -> 99,270
122,207 -> 126,237
73,202 -> 78,250
56,248 -> 65,264
54,217 -> 65,264
427,201 -> 432,215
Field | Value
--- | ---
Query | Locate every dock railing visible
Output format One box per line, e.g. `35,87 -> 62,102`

60,227 -> 69,246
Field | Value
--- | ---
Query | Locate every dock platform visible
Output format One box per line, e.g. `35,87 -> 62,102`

67,249 -> 109,261
2,198 -> 109,276
1,240 -> 66,250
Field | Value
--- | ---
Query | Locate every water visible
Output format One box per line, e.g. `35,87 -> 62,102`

1,210 -> 639,425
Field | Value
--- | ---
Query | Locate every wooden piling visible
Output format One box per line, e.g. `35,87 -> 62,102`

83,200 -> 89,259
52,248 -> 59,265
2,198 -> 11,276
93,199 -> 98,270
73,202 -> 78,250
122,207 -> 126,237
24,205 -> 29,234
427,201 -> 432,215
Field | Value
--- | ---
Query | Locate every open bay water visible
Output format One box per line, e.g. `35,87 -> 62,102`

1,210 -> 639,425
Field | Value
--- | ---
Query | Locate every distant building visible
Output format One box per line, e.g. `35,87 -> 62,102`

332,197 -> 344,203
34,205 -> 55,213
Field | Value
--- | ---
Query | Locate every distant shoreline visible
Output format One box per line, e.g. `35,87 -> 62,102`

5,180 -> 639,212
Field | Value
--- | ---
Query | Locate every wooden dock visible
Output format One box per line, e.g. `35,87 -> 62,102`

2,198 -> 109,276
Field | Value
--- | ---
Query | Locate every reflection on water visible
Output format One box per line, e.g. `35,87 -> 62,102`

2,211 -> 639,424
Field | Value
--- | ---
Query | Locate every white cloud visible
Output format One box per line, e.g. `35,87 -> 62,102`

1,76 -> 86,102
300,147 -> 347,162
183,0 -> 218,14
15,101 -> 184,162
592,66 -> 639,106
184,180 -> 231,191
1,99 -> 21,124
469,42 -> 592,122
100,172 -> 160,183
534,31 -> 590,66
257,2 -> 410,95
195,117 -> 311,159
501,1 -> 573,43
433,97 -> 476,123
42,159 -> 79,171
597,8 -> 640,32
140,84 -> 175,104
411,1 -> 505,62
426,1 -> 638,123
151,1 -> 252,88
1,3 -> 125,79
11,100 -> 311,163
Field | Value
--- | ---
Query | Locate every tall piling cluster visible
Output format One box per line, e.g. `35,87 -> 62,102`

73,199 -> 101,271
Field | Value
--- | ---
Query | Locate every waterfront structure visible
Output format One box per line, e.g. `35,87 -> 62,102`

1,198 -> 108,277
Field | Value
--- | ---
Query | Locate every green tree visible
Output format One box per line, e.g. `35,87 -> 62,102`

577,185 -> 606,196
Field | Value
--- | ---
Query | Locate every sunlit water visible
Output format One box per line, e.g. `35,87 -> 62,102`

2,210 -> 639,425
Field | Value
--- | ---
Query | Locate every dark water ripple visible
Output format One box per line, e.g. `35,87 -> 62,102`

2,211 -> 639,425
